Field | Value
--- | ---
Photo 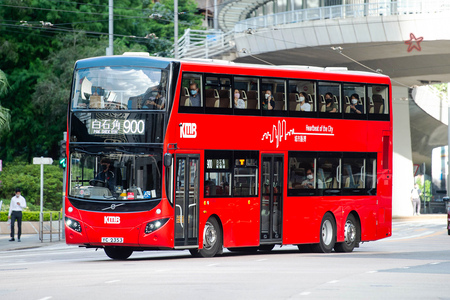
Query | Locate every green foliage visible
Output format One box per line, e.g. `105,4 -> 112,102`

423,180 -> 431,202
432,83 -> 448,95
0,0 -> 204,162
0,211 -> 62,222
0,161 -> 63,210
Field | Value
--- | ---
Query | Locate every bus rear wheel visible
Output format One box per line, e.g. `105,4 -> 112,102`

312,213 -> 336,253
104,246 -> 133,260
193,217 -> 223,258
334,214 -> 359,253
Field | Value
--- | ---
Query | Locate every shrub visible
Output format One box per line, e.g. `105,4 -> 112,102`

0,211 -> 62,222
0,160 -> 63,210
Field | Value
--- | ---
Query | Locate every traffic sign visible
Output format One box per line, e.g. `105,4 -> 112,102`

33,157 -> 53,165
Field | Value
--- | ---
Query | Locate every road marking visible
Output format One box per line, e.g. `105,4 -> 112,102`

366,270 -> 377,273
37,297 -> 52,300
207,263 -> 219,267
387,230 -> 444,241
256,259 -> 268,262
105,280 -> 120,284
300,292 -> 311,296
327,280 -> 339,284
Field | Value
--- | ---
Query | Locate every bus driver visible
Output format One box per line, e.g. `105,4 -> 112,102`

95,158 -> 118,192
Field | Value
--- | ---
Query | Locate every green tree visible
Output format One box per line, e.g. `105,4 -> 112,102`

0,70 -> 11,134
0,0 -> 203,162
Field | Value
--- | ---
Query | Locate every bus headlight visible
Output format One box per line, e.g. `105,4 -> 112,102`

145,218 -> 169,234
65,217 -> 82,233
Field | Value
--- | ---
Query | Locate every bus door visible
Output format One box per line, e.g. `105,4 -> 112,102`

260,154 -> 283,242
174,155 -> 199,248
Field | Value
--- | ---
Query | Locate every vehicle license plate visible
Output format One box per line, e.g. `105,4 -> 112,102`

101,237 -> 124,243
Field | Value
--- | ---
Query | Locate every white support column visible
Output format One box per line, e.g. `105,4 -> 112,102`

392,86 -> 414,216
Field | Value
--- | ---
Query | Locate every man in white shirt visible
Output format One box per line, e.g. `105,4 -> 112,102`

8,188 -> 26,242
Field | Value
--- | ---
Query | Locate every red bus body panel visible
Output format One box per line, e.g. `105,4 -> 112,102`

65,58 -> 392,251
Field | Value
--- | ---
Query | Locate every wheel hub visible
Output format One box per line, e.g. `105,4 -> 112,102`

322,220 -> 333,245
203,222 -> 217,249
344,220 -> 356,245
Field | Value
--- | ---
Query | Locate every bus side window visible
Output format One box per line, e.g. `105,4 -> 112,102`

368,85 -> 389,116
180,73 -> 202,108
343,84 -> 365,116
287,154 -> 316,196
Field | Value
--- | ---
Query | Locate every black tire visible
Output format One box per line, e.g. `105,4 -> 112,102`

448,229 -> 450,236
258,244 -> 275,252
312,213 -> 336,253
297,244 -> 313,253
188,248 -> 201,257
334,214 -> 359,253
196,217 -> 223,258
104,246 -> 133,260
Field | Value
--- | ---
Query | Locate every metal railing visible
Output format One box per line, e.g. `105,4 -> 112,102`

176,29 -> 235,59
235,0 -> 450,32
39,211 -> 62,242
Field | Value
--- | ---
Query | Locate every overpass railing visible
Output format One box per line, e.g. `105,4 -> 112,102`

175,0 -> 450,59
235,0 -> 450,32
176,29 -> 235,59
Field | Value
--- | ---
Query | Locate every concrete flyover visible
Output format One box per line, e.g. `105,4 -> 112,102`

224,1 -> 450,216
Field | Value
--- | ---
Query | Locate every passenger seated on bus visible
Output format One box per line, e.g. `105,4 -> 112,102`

349,93 -> 363,114
189,83 -> 201,106
262,90 -> 275,110
372,94 -> 384,114
301,169 -> 314,189
299,92 -> 311,112
234,89 -> 245,109
143,88 -> 165,110
288,170 -> 303,189
325,92 -> 337,113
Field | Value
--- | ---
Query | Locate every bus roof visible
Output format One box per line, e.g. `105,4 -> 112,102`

74,53 -> 390,81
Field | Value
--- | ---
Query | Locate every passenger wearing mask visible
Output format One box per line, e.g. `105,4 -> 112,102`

262,90 -> 275,110
349,93 -> 363,114
301,169 -> 315,189
234,89 -> 245,109
325,92 -> 337,113
189,83 -> 201,106
299,92 -> 311,112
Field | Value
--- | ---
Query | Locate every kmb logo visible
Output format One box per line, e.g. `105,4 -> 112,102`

104,216 -> 120,224
180,123 -> 197,138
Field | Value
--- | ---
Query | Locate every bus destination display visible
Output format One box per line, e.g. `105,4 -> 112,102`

90,119 -> 145,135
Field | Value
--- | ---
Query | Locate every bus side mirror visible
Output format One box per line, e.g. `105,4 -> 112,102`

164,153 -> 172,167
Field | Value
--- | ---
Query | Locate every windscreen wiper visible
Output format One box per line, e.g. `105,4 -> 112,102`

115,148 -> 144,155
75,148 -> 104,155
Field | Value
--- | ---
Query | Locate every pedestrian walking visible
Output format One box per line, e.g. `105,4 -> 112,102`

410,184 -> 422,216
8,188 -> 26,242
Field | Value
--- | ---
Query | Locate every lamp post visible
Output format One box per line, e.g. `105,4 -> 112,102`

174,0 -> 178,58
106,0 -> 113,55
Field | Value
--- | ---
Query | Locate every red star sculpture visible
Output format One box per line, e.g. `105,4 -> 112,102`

404,33 -> 423,52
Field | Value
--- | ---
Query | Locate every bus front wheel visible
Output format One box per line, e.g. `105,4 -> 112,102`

104,246 -> 133,260
195,217 -> 223,258
312,213 -> 336,253
334,214 -> 359,253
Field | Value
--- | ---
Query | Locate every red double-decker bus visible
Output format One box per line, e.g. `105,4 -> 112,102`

65,53 -> 392,259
